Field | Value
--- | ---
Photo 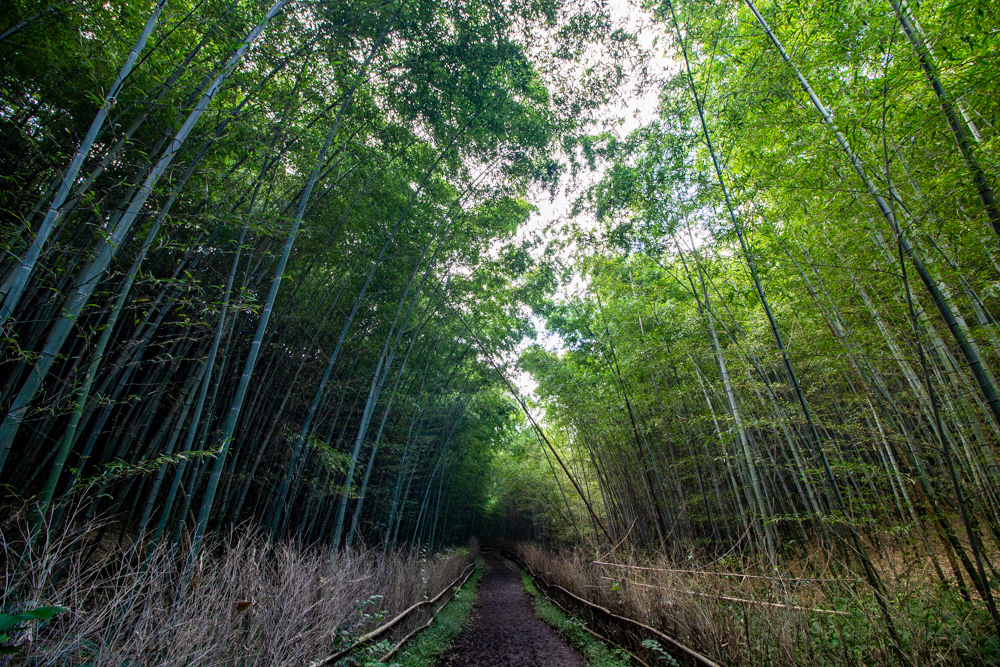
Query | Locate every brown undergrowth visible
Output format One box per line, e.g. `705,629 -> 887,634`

0,507 -> 475,666
512,541 -> 998,665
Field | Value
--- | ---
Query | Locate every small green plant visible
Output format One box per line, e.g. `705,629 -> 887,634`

640,639 -> 680,666
0,605 -> 67,655
358,639 -> 395,665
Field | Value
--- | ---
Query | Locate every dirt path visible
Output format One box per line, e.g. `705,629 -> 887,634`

437,552 -> 584,666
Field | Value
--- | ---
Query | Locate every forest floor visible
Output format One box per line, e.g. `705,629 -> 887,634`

436,552 -> 584,666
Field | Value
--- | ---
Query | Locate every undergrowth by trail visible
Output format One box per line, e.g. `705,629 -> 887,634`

0,518 -> 474,666
514,541 -> 1000,665
366,559 -> 482,666
521,571 -> 637,667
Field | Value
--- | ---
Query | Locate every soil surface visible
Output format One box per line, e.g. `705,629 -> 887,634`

437,552 -> 584,666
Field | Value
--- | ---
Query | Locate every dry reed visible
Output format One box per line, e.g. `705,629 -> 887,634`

0,505 -> 475,666
512,540 -> 994,665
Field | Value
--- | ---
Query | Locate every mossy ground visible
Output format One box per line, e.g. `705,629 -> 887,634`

520,571 -> 636,667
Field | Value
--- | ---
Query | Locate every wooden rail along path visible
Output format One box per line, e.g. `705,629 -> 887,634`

309,560 -> 478,667
490,547 -> 720,667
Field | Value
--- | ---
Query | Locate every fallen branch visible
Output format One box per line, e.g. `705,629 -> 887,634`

308,561 -> 477,667
593,560 -> 860,584
594,519 -> 637,562
597,576 -> 850,616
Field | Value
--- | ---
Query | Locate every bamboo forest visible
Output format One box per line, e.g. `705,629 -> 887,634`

1,0 -> 999,663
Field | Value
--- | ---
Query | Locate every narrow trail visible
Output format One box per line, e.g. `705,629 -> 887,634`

437,552 -> 585,666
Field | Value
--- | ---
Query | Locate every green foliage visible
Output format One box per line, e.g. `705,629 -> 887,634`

640,639 -> 680,666
77,449 -> 220,492
803,587 -> 1000,665
0,605 -> 67,656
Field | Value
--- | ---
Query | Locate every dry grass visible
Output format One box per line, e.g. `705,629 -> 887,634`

0,506 -> 475,666
512,540 -> 997,665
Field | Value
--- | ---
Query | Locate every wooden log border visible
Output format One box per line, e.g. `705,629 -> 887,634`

497,547 -> 720,667
309,560 -> 478,667
378,561 -> 479,662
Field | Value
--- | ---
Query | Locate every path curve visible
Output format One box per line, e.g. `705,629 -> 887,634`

437,552 -> 584,666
